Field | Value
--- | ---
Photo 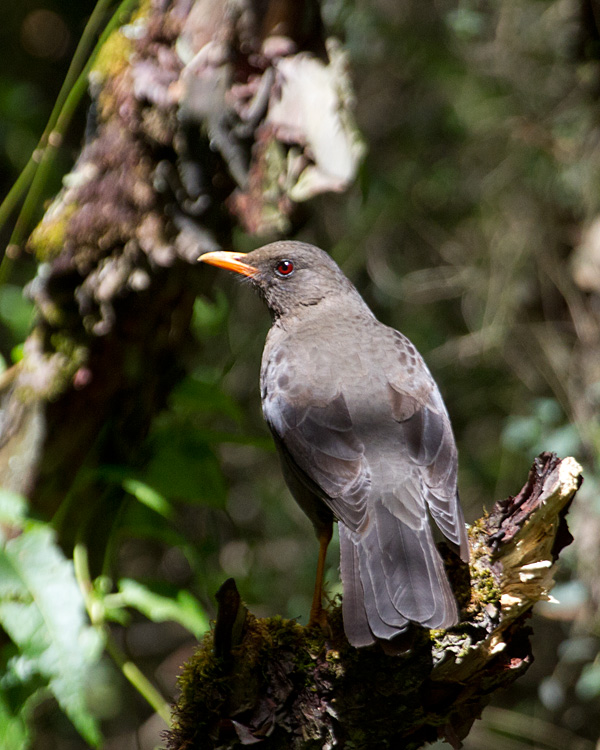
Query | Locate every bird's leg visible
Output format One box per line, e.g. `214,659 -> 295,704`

308,522 -> 333,629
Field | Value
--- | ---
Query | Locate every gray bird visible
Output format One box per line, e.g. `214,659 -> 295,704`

199,241 -> 469,649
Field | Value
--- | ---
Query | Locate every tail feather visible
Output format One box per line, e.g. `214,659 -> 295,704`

360,547 -> 409,639
339,524 -> 374,647
339,499 -> 459,647
375,509 -> 438,622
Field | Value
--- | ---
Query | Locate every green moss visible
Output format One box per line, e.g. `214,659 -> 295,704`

464,515 -> 502,611
471,562 -> 501,606
16,332 -> 88,402
170,601 -> 479,749
170,615 -> 323,749
49,333 -> 87,363
429,627 -> 444,644
91,29 -> 133,84
90,0 -> 153,85
174,611 -> 349,748
170,632 -> 229,748
130,0 -> 153,23
29,203 -> 76,262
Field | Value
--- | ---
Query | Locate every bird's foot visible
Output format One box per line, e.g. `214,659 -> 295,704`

307,605 -> 330,633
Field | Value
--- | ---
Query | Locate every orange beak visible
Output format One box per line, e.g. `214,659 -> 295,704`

198,251 -> 258,278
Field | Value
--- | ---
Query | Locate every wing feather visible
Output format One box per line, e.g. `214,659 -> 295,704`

262,332 -> 468,645
263,386 -> 370,532
387,355 -> 469,562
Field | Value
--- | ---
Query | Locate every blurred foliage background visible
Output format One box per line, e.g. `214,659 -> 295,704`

1,0 -> 600,748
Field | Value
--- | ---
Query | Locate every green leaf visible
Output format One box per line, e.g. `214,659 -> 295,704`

118,579 -> 209,638
120,510 -> 193,549
144,428 -> 227,506
169,376 -> 243,423
0,688 -> 30,750
192,291 -> 229,338
0,489 -> 27,526
0,523 -> 104,746
533,398 -> 563,426
122,478 -> 173,519
543,424 -> 581,458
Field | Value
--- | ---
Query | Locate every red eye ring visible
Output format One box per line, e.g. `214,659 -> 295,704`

275,259 -> 294,277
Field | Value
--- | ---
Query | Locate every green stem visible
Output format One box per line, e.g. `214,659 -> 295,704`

0,158 -> 37,231
73,541 -> 95,613
73,542 -> 172,726
1,0 -> 113,243
0,160 -> 38,284
104,638 -> 172,726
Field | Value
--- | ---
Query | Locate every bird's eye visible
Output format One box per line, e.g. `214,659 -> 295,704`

275,259 -> 294,277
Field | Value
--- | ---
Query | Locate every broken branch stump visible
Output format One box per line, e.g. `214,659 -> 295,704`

166,453 -> 581,749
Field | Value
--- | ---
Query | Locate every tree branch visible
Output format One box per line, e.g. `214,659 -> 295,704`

166,453 -> 581,750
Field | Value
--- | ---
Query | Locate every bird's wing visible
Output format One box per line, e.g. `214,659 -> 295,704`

263,381 -> 371,532
386,332 -> 469,561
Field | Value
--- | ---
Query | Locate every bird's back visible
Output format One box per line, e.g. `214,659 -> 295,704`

261,302 -> 468,647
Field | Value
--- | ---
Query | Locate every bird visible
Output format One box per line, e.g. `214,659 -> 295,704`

199,241 -> 469,649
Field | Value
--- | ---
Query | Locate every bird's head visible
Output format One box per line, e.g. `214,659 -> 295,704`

199,241 -> 361,318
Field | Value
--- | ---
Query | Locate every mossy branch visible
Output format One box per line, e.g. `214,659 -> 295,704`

0,0 -> 138,282
166,453 -> 581,750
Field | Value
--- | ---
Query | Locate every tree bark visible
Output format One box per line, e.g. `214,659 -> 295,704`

166,453 -> 581,750
0,0 -> 362,552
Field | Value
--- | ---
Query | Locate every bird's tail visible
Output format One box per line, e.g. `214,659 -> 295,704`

339,500 -> 458,648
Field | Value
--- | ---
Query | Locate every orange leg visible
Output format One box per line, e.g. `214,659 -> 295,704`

308,523 -> 333,628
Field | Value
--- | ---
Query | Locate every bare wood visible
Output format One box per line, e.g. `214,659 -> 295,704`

167,453 -> 581,750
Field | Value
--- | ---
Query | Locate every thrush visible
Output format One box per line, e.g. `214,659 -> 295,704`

199,241 -> 469,649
